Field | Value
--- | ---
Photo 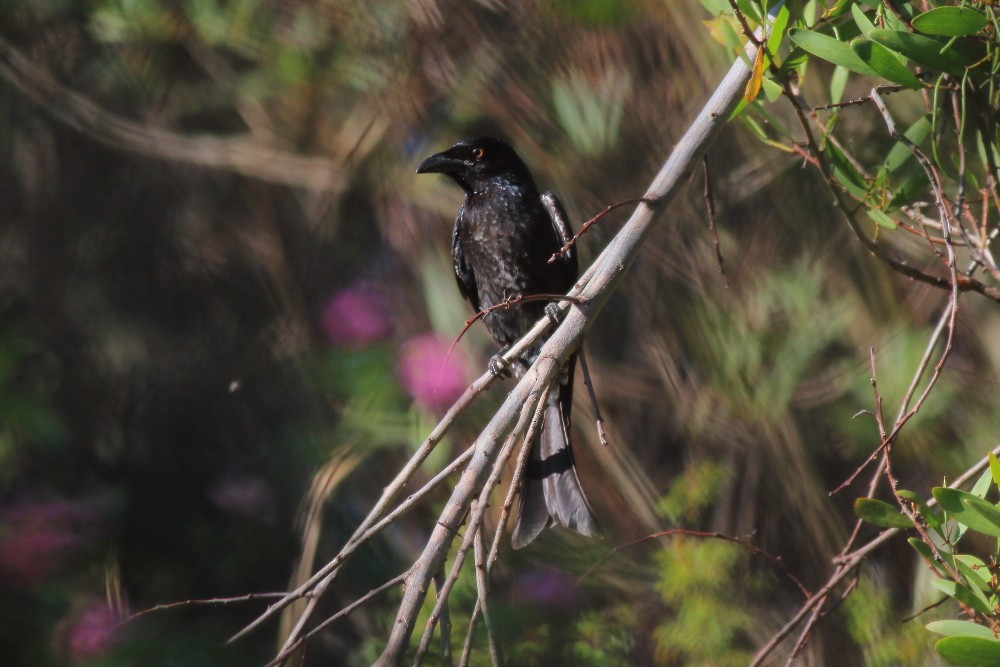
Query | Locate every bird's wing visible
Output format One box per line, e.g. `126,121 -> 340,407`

452,220 -> 479,312
541,191 -> 578,275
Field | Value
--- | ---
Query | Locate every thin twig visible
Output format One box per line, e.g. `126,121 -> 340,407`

547,198 -> 658,264
473,508 -> 501,667
117,592 -> 291,628
578,529 -> 811,599
262,573 -> 407,667
577,347 -> 609,446
702,155 -> 729,287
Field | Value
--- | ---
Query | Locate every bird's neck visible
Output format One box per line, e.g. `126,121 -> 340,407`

466,174 -> 537,199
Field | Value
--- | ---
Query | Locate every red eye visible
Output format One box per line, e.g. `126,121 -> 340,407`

471,147 -> 485,159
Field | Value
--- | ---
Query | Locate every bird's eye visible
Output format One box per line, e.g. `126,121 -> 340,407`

471,147 -> 485,159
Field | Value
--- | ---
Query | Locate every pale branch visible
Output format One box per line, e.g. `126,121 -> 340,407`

473,509 -> 501,667
0,35 -> 346,192
374,6 -> 783,663
236,287 -> 570,654
458,406 -> 540,667
411,385 -> 549,665
263,572 -> 407,667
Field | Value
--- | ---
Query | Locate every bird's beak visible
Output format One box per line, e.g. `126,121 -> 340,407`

416,151 -> 465,175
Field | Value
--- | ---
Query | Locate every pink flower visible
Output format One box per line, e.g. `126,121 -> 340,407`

0,499 -> 103,587
396,333 -> 469,411
52,600 -> 121,662
320,283 -> 393,347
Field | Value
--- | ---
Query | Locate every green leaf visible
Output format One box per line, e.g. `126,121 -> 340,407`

912,7 -> 988,37
909,537 -> 952,577
935,636 -> 1000,667
933,487 -> 1000,538
868,30 -> 977,76
885,116 -> 932,172
852,39 -> 923,88
927,620 -> 997,641
971,468 -> 993,500
829,65 -> 849,105
761,76 -> 783,103
855,497 -> 912,528
866,208 -> 897,230
963,500 -> 1000,537
955,555 -> 992,592
990,452 -> 1000,489
788,28 -> 879,77
897,488 -> 943,529
851,4 -> 875,36
932,579 -> 994,616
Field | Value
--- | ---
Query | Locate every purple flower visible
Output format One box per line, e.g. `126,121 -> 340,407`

0,498 -> 104,587
52,600 -> 121,662
396,333 -> 469,411
512,567 -> 577,607
320,283 -> 393,347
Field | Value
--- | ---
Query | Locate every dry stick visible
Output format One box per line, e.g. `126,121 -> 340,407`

234,309 -> 559,645
459,413 -> 541,667
375,12 -> 781,663
784,84 -> 1000,303
472,509 -> 501,667
702,155 -> 729,287
749,443 -> 1000,667
0,35 -> 346,193
253,444 -> 475,652
411,387 -> 548,666
752,87 -> 964,665
578,529 -> 811,599
577,347 -> 609,446
433,571 -> 453,667
118,592 -> 291,628
263,573 -> 407,667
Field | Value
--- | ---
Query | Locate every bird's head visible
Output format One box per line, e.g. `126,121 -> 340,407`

416,137 -> 534,194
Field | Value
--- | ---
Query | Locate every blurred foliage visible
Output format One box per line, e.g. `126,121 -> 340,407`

0,0 -> 999,665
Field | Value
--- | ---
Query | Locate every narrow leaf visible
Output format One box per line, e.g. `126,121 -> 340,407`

989,452 -> 1000,489
885,116 -> 932,172
912,7 -> 988,37
866,208 -> 897,230
855,498 -> 912,528
868,30 -> 976,76
852,39 -> 923,88
935,636 -> 1000,667
789,28 -> 879,76
927,620 -> 997,641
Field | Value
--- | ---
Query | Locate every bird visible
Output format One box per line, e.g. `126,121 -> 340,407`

416,136 -> 599,548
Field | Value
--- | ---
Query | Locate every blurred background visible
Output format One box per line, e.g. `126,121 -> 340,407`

1,1 -> 997,665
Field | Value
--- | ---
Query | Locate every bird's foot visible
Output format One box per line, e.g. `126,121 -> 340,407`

544,303 -> 563,326
488,352 -> 514,379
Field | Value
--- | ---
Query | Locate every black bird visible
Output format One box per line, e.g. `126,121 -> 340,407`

417,137 -> 599,548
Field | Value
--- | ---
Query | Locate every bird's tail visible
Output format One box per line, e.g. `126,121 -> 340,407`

511,358 -> 599,549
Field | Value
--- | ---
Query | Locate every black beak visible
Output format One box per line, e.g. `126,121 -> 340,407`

416,151 -> 465,175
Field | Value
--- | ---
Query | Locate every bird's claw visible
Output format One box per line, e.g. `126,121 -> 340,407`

544,303 -> 562,326
488,353 -> 514,379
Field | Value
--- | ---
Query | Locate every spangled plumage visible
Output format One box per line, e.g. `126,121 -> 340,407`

417,137 -> 599,548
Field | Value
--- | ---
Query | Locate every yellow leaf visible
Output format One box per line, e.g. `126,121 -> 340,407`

744,45 -> 765,103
